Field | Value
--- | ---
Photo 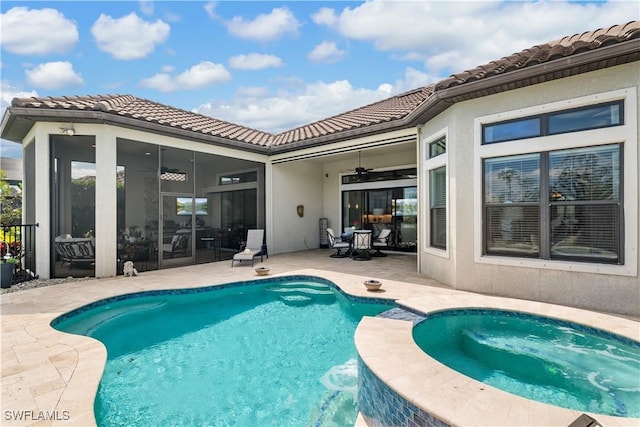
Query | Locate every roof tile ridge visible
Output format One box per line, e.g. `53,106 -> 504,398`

92,94 -> 139,112
550,20 -> 639,47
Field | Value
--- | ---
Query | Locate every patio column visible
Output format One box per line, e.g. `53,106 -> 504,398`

32,125 -> 51,279
94,126 -> 117,278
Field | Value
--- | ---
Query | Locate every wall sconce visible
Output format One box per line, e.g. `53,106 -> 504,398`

60,125 -> 75,136
296,205 -> 304,218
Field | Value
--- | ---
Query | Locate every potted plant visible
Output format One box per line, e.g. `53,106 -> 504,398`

1,254 -> 18,289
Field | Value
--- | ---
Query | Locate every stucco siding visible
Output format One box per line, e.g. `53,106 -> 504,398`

420,62 -> 640,317
270,161 -> 324,254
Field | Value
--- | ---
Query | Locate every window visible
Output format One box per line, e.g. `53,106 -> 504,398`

429,167 -> 446,249
482,101 -> 623,144
483,144 -> 622,264
484,118 -> 541,144
484,154 -> 540,257
429,137 -> 446,158
219,171 -> 257,185
341,168 -> 416,184
549,145 -> 621,263
424,131 -> 447,251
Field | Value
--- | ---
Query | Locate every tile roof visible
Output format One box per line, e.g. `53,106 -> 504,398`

7,21 -> 639,151
435,21 -> 639,90
11,94 -> 272,146
271,86 -> 434,146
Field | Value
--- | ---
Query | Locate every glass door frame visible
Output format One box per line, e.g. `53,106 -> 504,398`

339,170 -> 417,251
160,192 -> 196,268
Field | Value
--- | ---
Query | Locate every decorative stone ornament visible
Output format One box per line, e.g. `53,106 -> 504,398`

364,279 -> 382,291
255,266 -> 271,276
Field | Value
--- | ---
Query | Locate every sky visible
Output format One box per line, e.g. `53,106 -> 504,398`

1,0 -> 638,159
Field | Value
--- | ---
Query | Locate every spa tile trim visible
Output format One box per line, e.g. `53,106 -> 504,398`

358,357 -> 449,427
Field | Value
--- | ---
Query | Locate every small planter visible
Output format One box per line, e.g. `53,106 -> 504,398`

255,267 -> 271,276
1,263 -> 15,288
364,279 -> 382,291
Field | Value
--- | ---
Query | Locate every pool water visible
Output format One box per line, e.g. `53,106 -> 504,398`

413,310 -> 640,418
53,278 -> 392,426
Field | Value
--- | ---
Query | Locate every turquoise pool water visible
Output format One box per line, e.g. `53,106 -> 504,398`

413,309 -> 640,418
52,276 -> 393,426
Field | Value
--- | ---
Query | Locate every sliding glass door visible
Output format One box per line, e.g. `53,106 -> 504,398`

161,194 -> 194,268
342,185 -> 418,252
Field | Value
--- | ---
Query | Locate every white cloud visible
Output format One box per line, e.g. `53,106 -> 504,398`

226,7 -> 300,41
315,0 -> 639,78
25,62 -> 84,90
308,41 -> 345,64
0,81 -> 38,110
0,7 -> 78,55
192,64 -> 435,133
1,81 -> 38,158
204,2 -> 218,19
228,53 -> 283,70
139,1 -> 154,16
311,7 -> 338,26
194,79 -> 401,133
140,61 -> 231,92
91,12 -> 170,60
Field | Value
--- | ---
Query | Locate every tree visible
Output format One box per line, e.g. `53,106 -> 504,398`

0,169 -> 21,225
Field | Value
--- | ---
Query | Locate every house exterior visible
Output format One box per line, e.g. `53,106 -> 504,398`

1,21 -> 638,316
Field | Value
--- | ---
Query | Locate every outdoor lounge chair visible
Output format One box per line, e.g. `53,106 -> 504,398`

54,235 -> 95,268
327,228 -> 351,258
371,228 -> 392,257
231,229 -> 265,267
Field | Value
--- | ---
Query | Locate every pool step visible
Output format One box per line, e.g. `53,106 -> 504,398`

266,283 -> 335,306
279,294 -> 315,306
266,283 -> 334,295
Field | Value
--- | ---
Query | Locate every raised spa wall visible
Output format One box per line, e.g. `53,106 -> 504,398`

358,358 -> 449,427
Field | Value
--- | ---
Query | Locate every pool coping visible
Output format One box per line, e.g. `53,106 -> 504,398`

355,293 -> 640,427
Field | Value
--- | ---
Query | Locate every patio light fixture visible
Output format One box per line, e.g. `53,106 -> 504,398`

60,125 -> 75,136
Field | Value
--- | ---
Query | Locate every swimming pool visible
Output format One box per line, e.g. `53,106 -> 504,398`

52,276 -> 393,426
413,309 -> 640,418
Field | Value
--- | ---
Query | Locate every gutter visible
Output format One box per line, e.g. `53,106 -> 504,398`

1,108 -> 271,155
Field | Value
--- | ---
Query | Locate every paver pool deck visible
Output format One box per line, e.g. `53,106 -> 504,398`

1,250 -> 638,426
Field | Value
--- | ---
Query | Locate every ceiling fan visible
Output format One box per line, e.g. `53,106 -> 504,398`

351,151 -> 373,176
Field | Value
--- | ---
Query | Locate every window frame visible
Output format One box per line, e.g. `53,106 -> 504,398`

482,100 -> 624,145
474,88 -> 637,277
422,128 -> 449,256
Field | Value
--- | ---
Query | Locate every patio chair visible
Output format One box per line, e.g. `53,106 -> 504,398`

162,233 -> 190,258
351,230 -> 372,261
327,228 -> 351,258
371,228 -> 392,257
231,229 -> 265,267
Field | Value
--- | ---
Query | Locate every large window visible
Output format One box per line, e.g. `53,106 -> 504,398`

484,144 -> 622,264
